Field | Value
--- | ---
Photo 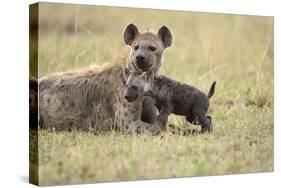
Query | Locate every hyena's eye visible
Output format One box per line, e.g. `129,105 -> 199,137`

134,45 -> 139,51
148,45 -> 156,52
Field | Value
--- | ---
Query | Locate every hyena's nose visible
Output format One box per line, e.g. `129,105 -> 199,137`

136,55 -> 145,61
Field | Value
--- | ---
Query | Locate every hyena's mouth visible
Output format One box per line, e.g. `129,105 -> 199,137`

124,94 -> 138,103
134,61 -> 153,71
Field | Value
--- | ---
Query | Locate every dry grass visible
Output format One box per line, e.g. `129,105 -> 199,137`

32,2 -> 274,186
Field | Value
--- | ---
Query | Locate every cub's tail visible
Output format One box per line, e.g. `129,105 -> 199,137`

207,81 -> 216,99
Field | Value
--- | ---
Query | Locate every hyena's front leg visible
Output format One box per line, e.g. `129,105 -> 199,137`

115,105 -> 159,135
141,96 -> 158,124
156,107 -> 171,130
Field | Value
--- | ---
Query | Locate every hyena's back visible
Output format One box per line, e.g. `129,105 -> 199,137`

39,65 -> 123,131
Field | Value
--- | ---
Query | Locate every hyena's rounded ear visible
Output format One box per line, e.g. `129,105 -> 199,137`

157,25 -> 173,48
123,23 -> 139,45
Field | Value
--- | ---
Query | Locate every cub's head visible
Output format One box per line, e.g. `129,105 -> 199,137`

122,67 -> 154,102
123,23 -> 172,73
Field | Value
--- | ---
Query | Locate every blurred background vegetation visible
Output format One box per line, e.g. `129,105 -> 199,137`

33,2 -> 274,185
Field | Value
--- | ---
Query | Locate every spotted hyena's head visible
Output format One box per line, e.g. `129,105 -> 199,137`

122,67 -> 154,102
123,23 -> 172,73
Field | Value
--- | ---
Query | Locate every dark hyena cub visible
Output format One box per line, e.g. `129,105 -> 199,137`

123,68 -> 216,133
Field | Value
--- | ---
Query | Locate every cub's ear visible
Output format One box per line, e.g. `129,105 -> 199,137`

157,25 -> 172,48
123,23 -> 139,46
121,67 -> 131,84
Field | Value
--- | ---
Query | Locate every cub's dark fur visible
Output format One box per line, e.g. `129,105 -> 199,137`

147,76 -> 216,132
123,69 -> 216,133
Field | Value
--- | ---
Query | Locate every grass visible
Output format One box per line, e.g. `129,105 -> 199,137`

32,2 -> 274,186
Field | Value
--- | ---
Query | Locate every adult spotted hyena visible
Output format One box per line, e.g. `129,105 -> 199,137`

123,23 -> 172,123
39,24 -> 172,134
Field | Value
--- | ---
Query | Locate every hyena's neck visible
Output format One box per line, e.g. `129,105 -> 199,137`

153,56 -> 163,76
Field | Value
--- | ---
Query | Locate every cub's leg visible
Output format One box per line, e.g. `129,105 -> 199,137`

141,96 -> 158,124
156,107 -> 171,130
